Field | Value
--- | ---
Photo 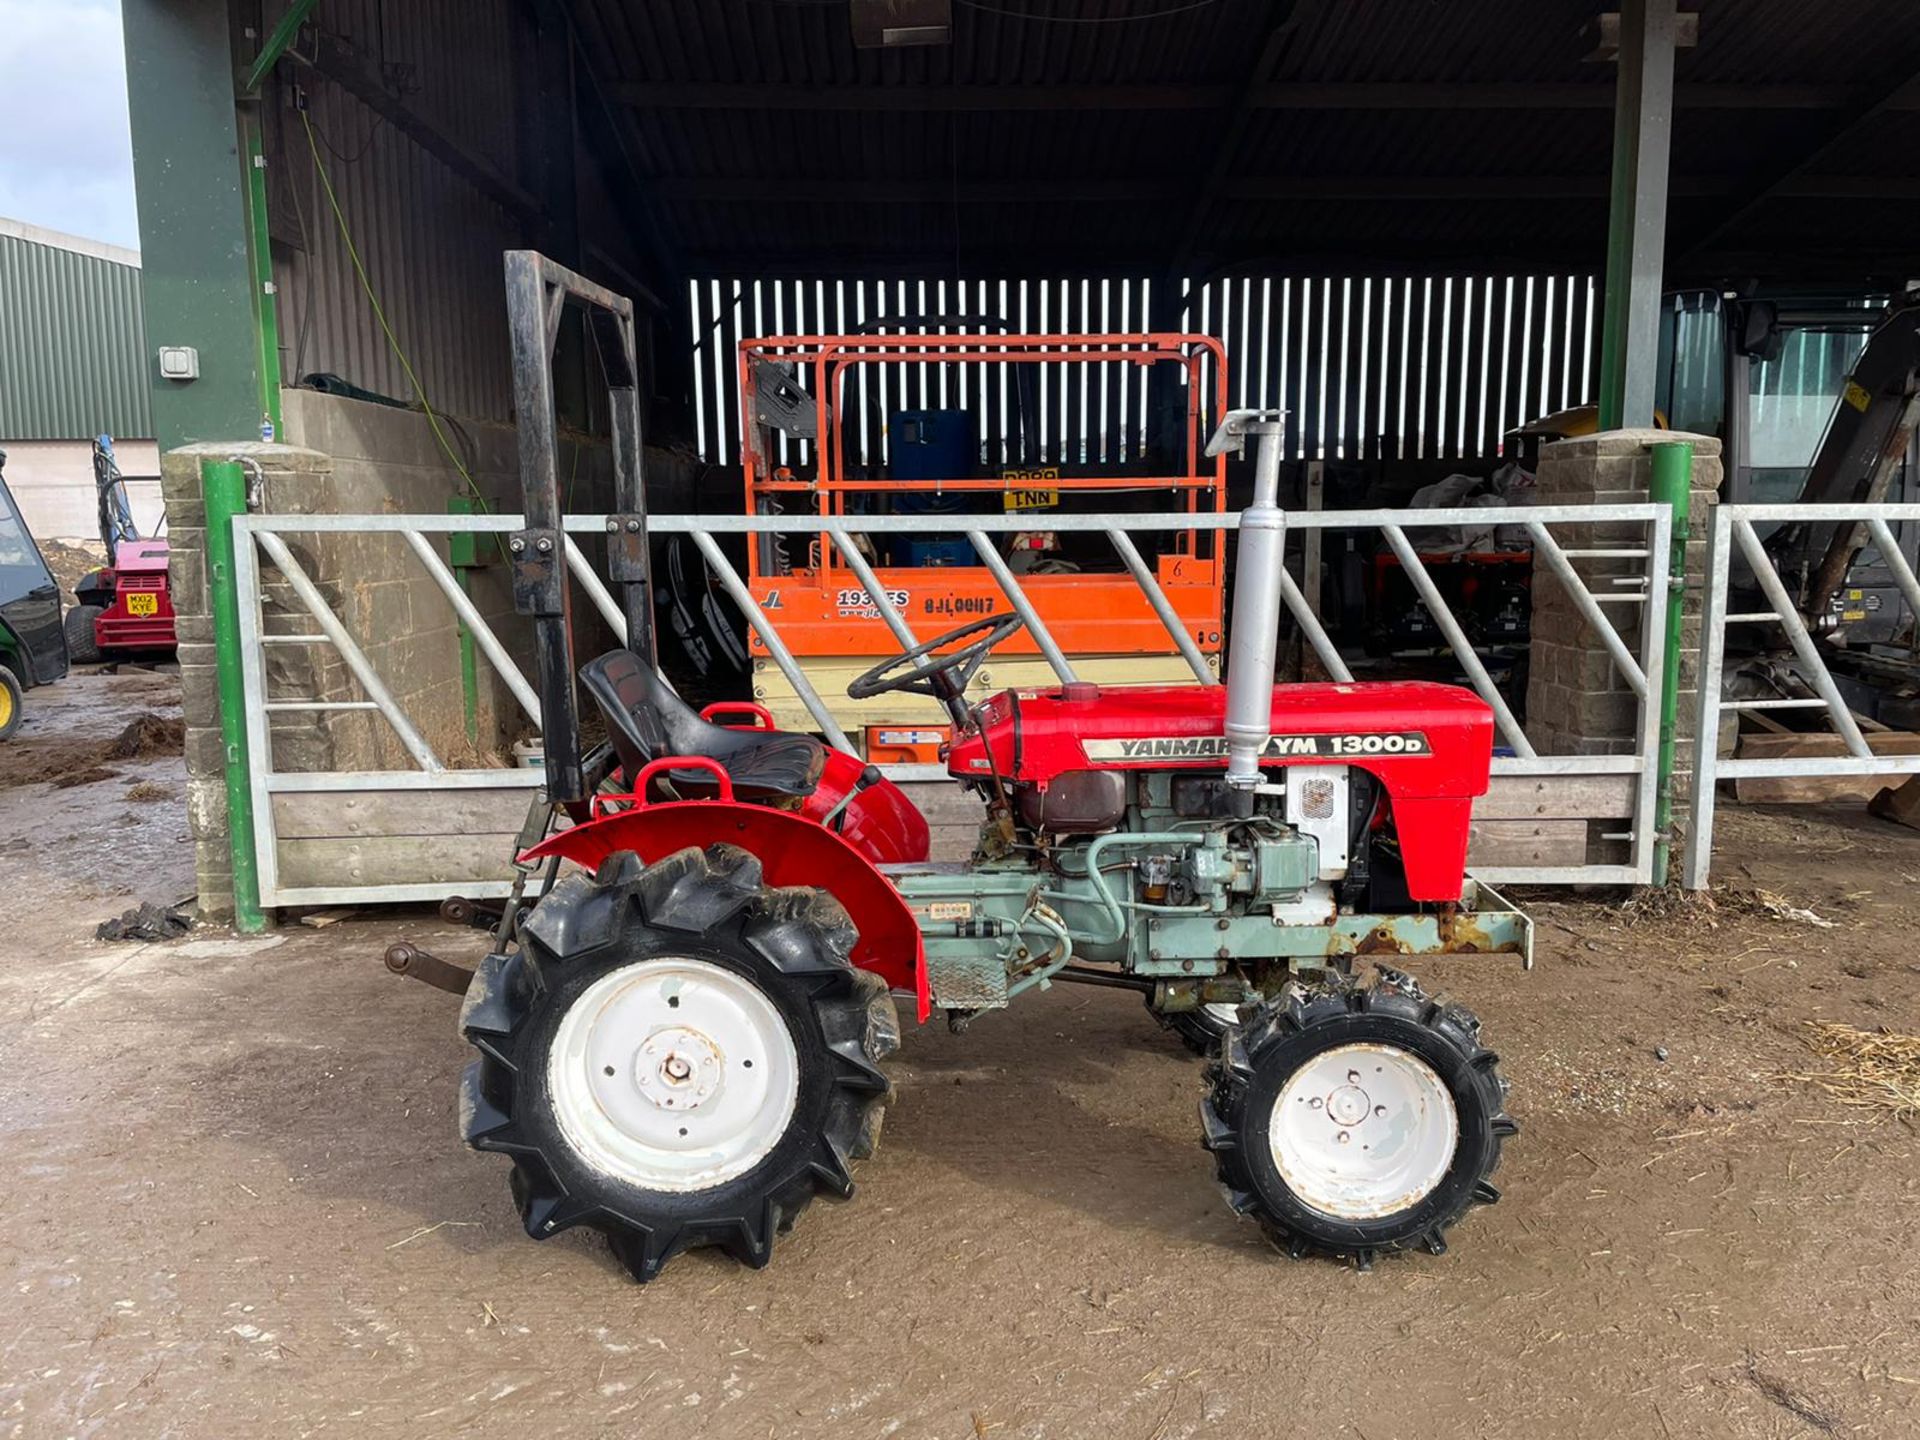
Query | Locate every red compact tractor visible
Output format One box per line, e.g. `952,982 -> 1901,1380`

396,256 -> 1529,1282
63,438 -> 176,663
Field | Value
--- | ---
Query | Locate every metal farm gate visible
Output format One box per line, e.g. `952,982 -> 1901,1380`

1685,500 -> 1920,887
227,499 -> 1669,908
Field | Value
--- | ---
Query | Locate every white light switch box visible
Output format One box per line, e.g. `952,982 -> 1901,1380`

158,346 -> 200,381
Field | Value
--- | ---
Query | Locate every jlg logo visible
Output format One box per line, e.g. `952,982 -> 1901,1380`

836,587 -> 909,617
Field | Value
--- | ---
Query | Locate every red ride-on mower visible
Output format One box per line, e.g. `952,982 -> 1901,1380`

63,437 -> 176,663
392,255 -> 1529,1281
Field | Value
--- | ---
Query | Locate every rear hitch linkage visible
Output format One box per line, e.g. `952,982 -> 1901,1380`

383,941 -> 475,997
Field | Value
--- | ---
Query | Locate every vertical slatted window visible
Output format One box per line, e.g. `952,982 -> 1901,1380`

690,273 -> 1603,469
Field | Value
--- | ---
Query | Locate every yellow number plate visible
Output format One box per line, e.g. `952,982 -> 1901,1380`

125,592 -> 159,616
1001,467 -> 1061,511
1003,486 -> 1059,512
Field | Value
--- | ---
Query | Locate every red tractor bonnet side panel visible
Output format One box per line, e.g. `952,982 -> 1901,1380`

520,801 -> 931,1020
949,681 -> 1494,902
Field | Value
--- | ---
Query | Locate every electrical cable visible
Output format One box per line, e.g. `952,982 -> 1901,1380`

311,110 -> 386,164
299,106 -> 488,510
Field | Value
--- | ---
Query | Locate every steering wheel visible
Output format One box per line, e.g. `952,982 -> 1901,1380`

846,613 -> 1026,701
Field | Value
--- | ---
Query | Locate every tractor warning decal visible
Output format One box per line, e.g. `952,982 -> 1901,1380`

1085,732 -> 1431,761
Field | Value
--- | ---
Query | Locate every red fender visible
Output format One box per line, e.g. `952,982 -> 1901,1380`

520,801 -> 930,1021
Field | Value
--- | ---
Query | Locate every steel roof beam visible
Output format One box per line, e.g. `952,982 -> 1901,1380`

1597,0 -> 1678,429
612,81 -> 1916,113
648,175 -> 1907,205
297,34 -> 544,221
1678,58 -> 1920,263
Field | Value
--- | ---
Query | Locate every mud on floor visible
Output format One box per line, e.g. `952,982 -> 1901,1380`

0,710 -> 183,790
1,672 -> 1919,1437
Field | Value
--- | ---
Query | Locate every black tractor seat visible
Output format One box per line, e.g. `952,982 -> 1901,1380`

580,649 -> 827,802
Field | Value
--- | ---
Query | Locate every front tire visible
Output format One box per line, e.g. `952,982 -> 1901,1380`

461,844 -> 898,1283
0,666 -> 20,740
1201,981 -> 1514,1267
64,605 -> 103,664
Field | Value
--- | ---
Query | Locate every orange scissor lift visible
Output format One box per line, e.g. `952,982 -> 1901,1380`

738,330 -> 1231,763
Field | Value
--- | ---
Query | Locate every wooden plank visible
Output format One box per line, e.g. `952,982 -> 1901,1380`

1465,818 -> 1590,868
277,836 -> 518,889
1474,774 -> 1636,820
1733,730 -> 1920,803
271,786 -> 535,840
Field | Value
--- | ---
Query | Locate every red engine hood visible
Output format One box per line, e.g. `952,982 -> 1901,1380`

948,681 -> 1494,900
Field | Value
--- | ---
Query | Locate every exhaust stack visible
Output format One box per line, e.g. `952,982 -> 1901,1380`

1205,410 -> 1288,798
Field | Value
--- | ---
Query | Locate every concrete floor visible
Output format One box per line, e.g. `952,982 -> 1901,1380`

4,670 -> 1920,1438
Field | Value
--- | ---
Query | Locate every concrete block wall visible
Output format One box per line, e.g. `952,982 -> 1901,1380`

168,389 -> 702,919
1524,427 -> 1722,796
161,440 -> 334,922
274,389 -> 615,776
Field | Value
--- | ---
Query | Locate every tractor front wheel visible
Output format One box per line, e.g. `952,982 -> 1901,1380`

1200,981 -> 1514,1267
63,605 -> 103,665
460,844 -> 897,1283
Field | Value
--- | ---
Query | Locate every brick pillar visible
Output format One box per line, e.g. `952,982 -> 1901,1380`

161,442 -> 333,921
1524,428 -> 1722,790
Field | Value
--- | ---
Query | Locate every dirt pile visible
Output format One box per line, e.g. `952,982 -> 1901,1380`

35,538 -> 108,598
100,713 -> 184,760
0,711 -> 184,790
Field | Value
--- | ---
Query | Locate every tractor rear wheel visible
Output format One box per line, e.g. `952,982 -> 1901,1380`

63,605 -> 102,665
1200,981 -> 1514,1267
460,844 -> 898,1283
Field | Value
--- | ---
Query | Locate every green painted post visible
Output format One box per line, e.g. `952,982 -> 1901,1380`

124,0 -> 267,451
242,115 -> 284,439
448,495 -> 481,745
1649,440 -> 1694,884
202,460 -> 269,933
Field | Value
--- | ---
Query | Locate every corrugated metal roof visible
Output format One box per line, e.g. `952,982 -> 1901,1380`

0,219 -> 152,441
562,0 -> 1920,280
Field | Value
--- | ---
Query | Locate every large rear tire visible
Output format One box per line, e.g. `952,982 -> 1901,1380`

63,605 -> 103,665
460,844 -> 898,1283
1200,981 -> 1515,1268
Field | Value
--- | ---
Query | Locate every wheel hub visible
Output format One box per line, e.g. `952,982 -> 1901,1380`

1270,1042 -> 1457,1220
547,958 -> 800,1193
1324,1076 -> 1373,1128
633,1027 -> 723,1110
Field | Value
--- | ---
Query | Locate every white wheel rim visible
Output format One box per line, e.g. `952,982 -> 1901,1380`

547,958 -> 800,1194
1201,1002 -> 1242,1027
1268,1042 -> 1457,1220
